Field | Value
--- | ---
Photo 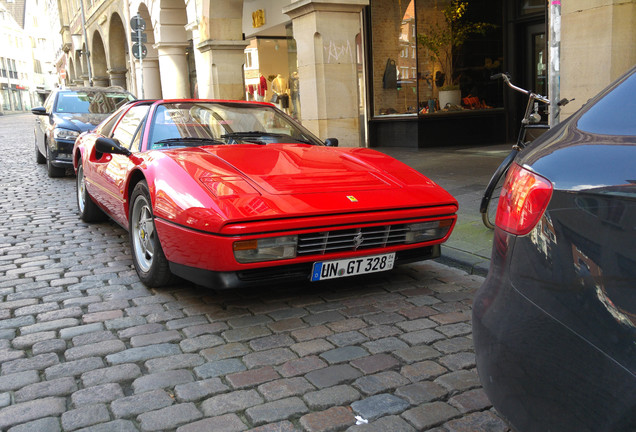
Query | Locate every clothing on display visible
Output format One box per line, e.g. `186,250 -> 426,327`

257,74 -> 267,101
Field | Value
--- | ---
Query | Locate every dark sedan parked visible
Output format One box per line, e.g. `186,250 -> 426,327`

473,65 -> 636,432
32,87 -> 135,177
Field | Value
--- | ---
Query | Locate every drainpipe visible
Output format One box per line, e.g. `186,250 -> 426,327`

548,0 -> 561,126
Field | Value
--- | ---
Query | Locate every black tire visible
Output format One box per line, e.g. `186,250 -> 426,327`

46,144 -> 65,178
129,181 -> 173,287
35,140 -> 45,164
76,162 -> 107,222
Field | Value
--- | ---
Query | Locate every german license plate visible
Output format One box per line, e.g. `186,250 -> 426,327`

311,253 -> 395,281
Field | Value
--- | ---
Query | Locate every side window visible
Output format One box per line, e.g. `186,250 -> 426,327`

111,105 -> 150,150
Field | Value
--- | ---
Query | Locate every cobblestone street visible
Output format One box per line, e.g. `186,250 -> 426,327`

0,113 -> 510,431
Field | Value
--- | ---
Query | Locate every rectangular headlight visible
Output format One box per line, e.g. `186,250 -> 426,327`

405,220 -> 453,244
53,128 -> 80,141
233,235 -> 298,263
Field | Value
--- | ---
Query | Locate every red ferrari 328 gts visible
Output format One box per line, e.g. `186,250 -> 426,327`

73,100 -> 457,289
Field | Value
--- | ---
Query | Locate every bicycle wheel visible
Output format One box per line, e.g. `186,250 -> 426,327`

480,149 -> 518,229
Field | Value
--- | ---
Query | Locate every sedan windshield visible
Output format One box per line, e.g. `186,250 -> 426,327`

149,102 -> 323,149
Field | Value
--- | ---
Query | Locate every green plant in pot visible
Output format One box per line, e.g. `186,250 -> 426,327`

418,0 -> 495,107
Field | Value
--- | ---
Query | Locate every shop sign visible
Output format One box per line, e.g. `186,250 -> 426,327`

252,9 -> 265,28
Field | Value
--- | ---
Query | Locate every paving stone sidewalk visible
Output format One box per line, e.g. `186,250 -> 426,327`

0,113 -> 511,431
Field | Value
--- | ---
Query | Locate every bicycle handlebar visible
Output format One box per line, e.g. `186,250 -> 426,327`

491,73 -> 549,104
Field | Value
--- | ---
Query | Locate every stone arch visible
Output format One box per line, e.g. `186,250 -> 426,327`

91,30 -> 109,87
108,12 -> 128,89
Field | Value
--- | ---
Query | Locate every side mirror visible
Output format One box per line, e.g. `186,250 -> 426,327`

324,138 -> 339,147
96,137 -> 132,157
31,106 -> 48,116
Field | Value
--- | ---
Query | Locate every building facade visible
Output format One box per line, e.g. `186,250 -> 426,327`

0,0 -> 59,113
53,0 -> 636,147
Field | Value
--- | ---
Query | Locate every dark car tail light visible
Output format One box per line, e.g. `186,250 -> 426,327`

496,163 -> 553,236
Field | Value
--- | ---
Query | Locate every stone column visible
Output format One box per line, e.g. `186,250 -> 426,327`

108,68 -> 127,88
196,40 -> 249,100
283,0 -> 368,147
93,76 -> 110,87
155,43 -> 190,99
560,1 -> 636,118
138,57 -> 162,99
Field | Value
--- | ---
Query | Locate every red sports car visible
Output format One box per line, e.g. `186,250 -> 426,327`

73,99 -> 457,289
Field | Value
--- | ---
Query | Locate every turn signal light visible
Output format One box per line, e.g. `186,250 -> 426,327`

495,163 -> 553,236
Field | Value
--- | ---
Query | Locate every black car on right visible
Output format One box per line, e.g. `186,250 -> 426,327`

473,65 -> 636,432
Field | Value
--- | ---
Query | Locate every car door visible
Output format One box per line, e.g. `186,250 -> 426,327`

90,104 -> 150,226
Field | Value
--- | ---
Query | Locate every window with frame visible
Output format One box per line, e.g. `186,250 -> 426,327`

112,105 -> 150,150
370,0 -> 503,117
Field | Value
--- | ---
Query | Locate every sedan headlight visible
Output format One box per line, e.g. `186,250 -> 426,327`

233,236 -> 298,263
53,128 -> 80,141
405,219 -> 453,244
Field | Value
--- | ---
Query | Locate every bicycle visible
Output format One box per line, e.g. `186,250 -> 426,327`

480,73 -> 568,229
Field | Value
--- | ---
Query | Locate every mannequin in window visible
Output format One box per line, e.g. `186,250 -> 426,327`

272,74 -> 289,112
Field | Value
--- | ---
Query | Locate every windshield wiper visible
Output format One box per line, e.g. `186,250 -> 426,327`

154,137 -> 225,146
221,132 -> 316,145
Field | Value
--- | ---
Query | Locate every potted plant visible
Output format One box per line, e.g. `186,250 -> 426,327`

418,0 -> 495,108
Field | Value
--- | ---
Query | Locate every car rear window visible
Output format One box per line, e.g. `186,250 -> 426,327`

577,70 -> 636,136
56,91 -> 135,114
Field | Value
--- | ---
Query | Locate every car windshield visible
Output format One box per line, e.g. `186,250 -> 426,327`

149,101 -> 323,149
55,91 -> 135,114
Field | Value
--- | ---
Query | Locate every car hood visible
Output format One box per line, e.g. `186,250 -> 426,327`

154,144 -> 457,226
52,112 -> 111,132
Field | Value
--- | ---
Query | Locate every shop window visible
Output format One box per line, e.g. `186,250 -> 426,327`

243,31 -> 301,121
0,90 -> 9,111
370,0 -> 503,117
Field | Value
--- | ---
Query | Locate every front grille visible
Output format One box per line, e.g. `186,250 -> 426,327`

297,225 -> 408,256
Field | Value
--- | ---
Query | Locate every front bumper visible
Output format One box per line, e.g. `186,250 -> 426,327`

49,138 -> 75,168
169,244 -> 439,289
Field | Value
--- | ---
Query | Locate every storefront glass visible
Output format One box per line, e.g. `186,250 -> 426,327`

370,0 -> 503,118
243,32 -> 300,121
0,89 -> 9,111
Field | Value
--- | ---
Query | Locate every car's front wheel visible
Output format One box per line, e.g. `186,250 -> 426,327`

77,162 -> 107,222
129,181 -> 173,287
